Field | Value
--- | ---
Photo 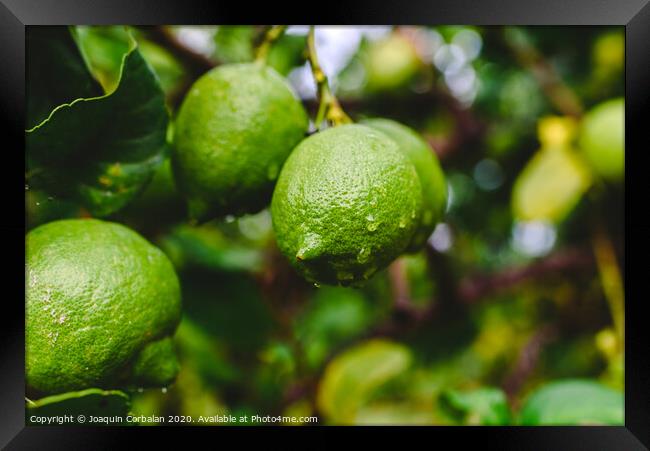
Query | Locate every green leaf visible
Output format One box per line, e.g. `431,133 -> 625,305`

75,26 -> 133,93
160,224 -> 264,273
519,379 -> 623,425
26,388 -> 130,424
26,29 -> 169,217
355,402 -> 435,425
26,26 -> 103,129
266,34 -> 308,76
439,387 -> 511,425
213,26 -> 256,63
295,287 -> 373,369
77,26 -> 187,99
512,146 -> 592,222
317,339 -> 412,424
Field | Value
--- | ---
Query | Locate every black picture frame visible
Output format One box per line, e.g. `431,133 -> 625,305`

2,0 -> 648,448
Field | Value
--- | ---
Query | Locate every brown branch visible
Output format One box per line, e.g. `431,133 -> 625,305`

388,258 -> 415,313
504,27 -> 583,118
367,247 -> 594,342
502,323 -> 559,410
458,248 -> 594,304
141,26 -> 218,77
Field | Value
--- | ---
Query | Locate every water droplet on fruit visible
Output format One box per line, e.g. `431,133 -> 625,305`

367,222 -> 378,232
313,282 -> 321,288
366,214 -> 375,222
161,387 -> 168,394
410,210 -> 416,219
357,247 -> 371,263
399,218 -> 407,228
296,233 -> 322,261
225,215 -> 236,223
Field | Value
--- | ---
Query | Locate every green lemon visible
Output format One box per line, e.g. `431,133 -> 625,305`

271,124 -> 423,286
26,219 -> 182,396
578,98 -> 624,181
362,118 -> 447,251
365,34 -> 420,92
172,62 -> 309,221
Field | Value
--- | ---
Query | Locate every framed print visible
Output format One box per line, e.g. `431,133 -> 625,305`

2,0 -> 648,448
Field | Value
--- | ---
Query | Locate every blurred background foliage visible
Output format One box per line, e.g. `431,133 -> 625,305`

26,25 -> 624,425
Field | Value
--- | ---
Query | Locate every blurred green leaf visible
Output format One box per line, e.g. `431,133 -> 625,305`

295,287 -> 373,368
439,387 -> 511,425
160,224 -> 264,273
26,30 -> 168,217
26,388 -> 130,424
512,146 -> 592,222
266,34 -> 308,76
519,379 -> 623,425
317,339 -> 412,424
213,26 -> 256,63
178,270 -> 274,354
355,402 -> 435,425
175,318 -> 240,386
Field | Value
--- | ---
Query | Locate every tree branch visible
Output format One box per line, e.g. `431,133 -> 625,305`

503,27 -> 583,118
380,246 -> 595,337
502,323 -> 559,409
141,26 -> 218,77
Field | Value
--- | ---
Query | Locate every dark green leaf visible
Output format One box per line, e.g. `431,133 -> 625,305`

26,31 -> 169,217
26,26 -> 103,129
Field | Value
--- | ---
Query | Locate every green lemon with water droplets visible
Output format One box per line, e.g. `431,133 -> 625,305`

362,118 -> 447,251
173,62 -> 309,221
271,124 -> 423,286
26,219 -> 182,396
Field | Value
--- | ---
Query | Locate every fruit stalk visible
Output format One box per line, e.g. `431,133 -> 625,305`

591,221 -> 625,348
255,25 -> 288,63
306,26 -> 352,128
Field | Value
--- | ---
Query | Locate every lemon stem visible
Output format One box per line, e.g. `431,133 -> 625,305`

255,25 -> 288,63
591,220 -> 625,349
307,26 -> 352,128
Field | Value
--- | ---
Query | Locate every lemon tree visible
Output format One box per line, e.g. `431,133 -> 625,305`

26,219 -> 182,396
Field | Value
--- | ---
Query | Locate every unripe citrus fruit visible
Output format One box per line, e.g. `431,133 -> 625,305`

362,118 -> 447,251
173,62 -> 309,221
271,124 -> 423,286
26,219 -> 182,396
578,98 -> 624,181
365,34 -> 420,92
